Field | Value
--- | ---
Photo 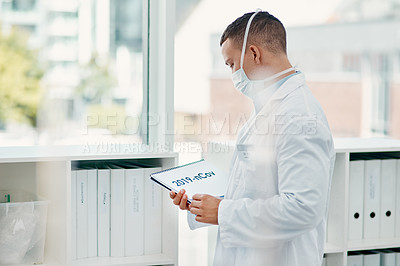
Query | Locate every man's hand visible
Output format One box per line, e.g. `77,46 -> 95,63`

169,189 -> 190,211
189,194 -> 222,225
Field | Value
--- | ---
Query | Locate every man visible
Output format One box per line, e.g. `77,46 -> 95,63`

170,10 -> 335,266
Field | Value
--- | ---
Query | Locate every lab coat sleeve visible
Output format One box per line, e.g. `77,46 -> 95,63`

187,211 -> 212,230
218,118 -> 334,248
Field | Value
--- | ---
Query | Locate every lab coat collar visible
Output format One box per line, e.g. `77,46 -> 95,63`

270,72 -> 305,101
252,71 -> 302,114
237,72 -> 306,143
257,71 -> 305,115
252,81 -> 280,114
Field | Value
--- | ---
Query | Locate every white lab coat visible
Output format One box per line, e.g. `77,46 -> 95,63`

188,73 -> 336,266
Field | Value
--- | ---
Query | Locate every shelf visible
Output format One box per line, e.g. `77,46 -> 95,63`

0,149 -> 178,266
324,242 -> 344,254
334,138 -> 400,153
0,145 -> 177,163
8,256 -> 63,266
71,254 -> 175,266
348,237 -> 400,251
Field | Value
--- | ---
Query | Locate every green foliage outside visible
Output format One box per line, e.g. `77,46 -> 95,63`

0,27 -> 43,127
77,54 -> 117,104
78,54 -> 124,134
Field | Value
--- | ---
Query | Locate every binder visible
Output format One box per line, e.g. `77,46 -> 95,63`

321,256 -> 326,266
347,254 -> 363,266
396,160 -> 400,237
363,160 -> 381,239
98,169 -> 111,257
364,252 -> 380,266
348,160 -> 364,240
125,168 -> 145,256
396,251 -> 400,266
380,159 -> 396,238
111,169 -> 125,257
144,167 -> 162,255
380,250 -> 396,266
71,170 -> 77,260
76,170 -> 88,259
87,169 -> 98,257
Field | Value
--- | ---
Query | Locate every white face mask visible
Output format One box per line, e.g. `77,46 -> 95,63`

232,10 -> 295,98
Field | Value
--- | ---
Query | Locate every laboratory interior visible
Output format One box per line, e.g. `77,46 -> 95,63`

0,0 -> 400,266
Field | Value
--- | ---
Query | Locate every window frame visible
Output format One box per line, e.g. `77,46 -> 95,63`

146,0 -> 175,150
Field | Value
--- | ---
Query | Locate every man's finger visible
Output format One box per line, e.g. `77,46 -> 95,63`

190,199 -> 201,208
180,194 -> 189,210
190,207 -> 201,215
195,215 -> 205,223
169,191 -> 176,199
192,194 -> 203,200
173,192 -> 182,205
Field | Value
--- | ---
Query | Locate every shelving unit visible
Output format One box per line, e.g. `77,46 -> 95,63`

0,145 -> 178,266
3,138 -> 400,266
324,138 -> 400,266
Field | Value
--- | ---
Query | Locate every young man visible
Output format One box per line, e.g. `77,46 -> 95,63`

171,10 -> 335,266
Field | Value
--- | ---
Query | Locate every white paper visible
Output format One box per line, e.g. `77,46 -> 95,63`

97,169 -> 110,257
380,159 -> 396,238
76,170 -> 88,259
87,169 -> 98,257
150,159 -> 228,202
144,167 -> 162,255
125,168 -> 145,256
363,160 -> 381,239
348,160 -> 364,240
111,169 -> 125,257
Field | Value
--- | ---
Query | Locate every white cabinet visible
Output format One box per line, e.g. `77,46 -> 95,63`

0,145 -> 178,266
325,138 -> 400,266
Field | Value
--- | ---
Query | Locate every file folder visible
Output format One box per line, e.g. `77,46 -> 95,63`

380,250 -> 395,266
87,169 -> 98,257
347,254 -> 363,266
321,256 -> 327,266
111,169 -> 125,257
396,160 -> 400,237
363,160 -> 381,239
348,160 -> 364,240
76,170 -> 88,259
363,252 -> 380,266
144,167 -> 162,255
125,168 -> 145,256
396,251 -> 400,266
98,169 -> 111,257
380,159 -> 396,238
388,248 -> 400,266
71,170 -> 77,260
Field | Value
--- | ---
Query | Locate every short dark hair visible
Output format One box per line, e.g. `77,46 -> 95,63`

220,11 -> 287,55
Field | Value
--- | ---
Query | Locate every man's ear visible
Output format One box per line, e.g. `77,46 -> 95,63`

249,45 -> 261,64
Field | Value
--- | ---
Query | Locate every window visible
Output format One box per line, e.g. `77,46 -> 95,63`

0,0 -> 155,146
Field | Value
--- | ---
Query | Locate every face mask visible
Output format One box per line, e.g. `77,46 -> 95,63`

232,10 -> 295,98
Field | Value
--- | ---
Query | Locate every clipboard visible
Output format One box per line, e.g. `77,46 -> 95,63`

149,159 -> 228,203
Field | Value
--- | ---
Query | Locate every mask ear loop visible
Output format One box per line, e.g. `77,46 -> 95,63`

240,9 -> 262,69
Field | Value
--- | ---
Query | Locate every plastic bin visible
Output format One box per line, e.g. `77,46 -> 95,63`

0,190 -> 49,265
